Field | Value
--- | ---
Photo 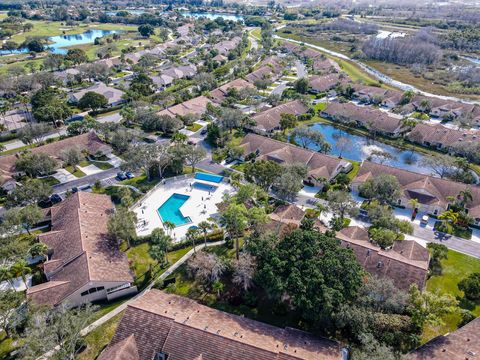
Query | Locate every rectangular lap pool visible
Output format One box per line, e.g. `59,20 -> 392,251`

194,172 -> 223,183
158,193 -> 192,227
193,182 -> 218,192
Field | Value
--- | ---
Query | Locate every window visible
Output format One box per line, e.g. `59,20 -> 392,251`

153,353 -> 168,360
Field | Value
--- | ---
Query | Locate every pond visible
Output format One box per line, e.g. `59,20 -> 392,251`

0,29 -> 122,56
180,11 -> 244,21
295,122 -> 432,175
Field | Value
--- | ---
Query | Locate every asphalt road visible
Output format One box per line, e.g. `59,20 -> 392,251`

53,167 -> 120,194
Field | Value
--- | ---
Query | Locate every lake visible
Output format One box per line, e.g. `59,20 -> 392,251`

294,122 -> 431,175
0,29 -> 121,55
180,12 -> 244,21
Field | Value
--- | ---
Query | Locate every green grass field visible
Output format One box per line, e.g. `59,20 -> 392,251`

424,249 -> 480,342
65,165 -> 86,178
126,244 -> 192,281
78,312 -> 123,360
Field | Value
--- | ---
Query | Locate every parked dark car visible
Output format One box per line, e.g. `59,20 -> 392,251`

50,193 -> 62,204
116,171 -> 127,181
200,128 -> 208,135
71,187 -> 78,193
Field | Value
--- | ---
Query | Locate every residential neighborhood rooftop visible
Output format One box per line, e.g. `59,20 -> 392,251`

26,192 -> 134,306
337,226 -> 430,290
98,290 -> 343,360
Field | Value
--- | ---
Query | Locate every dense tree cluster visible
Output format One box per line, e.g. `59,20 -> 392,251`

362,29 -> 442,65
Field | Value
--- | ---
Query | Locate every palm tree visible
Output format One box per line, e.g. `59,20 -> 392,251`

163,221 -> 175,237
28,243 -> 49,262
186,227 -> 200,253
458,189 -> 473,209
9,260 -> 31,290
438,210 -> 459,233
409,198 -> 419,220
198,221 -> 212,247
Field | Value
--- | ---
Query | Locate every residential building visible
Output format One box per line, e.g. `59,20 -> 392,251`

151,64 -> 197,90
69,82 -> 125,107
313,58 -> 341,73
53,68 -> 81,85
26,192 -> 136,307
411,96 -> 478,120
267,204 -> 327,235
407,123 -> 480,152
245,57 -> 284,84
321,102 -> 405,137
351,161 -> 480,221
407,318 -> 480,360
213,36 -> 241,56
0,131 -> 110,192
352,85 -> 403,109
212,54 -> 227,63
248,100 -> 309,134
337,226 -> 429,290
158,96 -> 212,118
210,78 -> 254,104
240,133 -> 352,186
308,73 -> 349,94
98,290 -> 344,360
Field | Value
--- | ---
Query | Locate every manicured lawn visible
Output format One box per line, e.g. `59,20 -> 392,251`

126,243 -> 192,283
90,298 -> 129,323
78,312 -> 124,360
186,123 -> 202,132
39,176 -> 61,186
90,160 -> 114,170
65,165 -> 86,178
121,174 -> 159,192
346,160 -> 360,181
250,28 -> 261,40
311,102 -> 327,112
424,249 -> 480,342
0,144 -> 34,156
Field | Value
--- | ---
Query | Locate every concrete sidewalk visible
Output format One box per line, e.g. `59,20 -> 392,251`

80,240 -> 225,337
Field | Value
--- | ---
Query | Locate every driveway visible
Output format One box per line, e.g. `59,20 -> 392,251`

295,60 -> 307,78
97,111 -> 122,124
53,167 -> 119,193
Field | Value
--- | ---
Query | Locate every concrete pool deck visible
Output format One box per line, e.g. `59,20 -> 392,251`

132,174 -> 235,241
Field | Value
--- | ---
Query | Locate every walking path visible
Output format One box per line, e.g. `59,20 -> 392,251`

80,240 -> 225,337
274,34 -> 480,105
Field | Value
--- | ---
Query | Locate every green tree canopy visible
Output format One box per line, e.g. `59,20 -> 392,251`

250,228 -> 365,321
78,91 -> 108,111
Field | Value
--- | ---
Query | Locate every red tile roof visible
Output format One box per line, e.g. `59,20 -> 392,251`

352,161 -> 480,219
252,100 -> 309,132
98,290 -> 343,360
0,132 -> 109,185
321,102 -> 403,134
337,226 -> 429,290
407,318 -> 480,360
407,123 -> 480,148
158,96 -> 212,118
240,133 -> 351,181
26,192 -> 133,306
210,78 -> 254,103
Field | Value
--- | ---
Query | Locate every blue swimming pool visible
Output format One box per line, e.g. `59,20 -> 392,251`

193,182 -> 218,192
194,172 -> 223,183
158,193 -> 191,227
